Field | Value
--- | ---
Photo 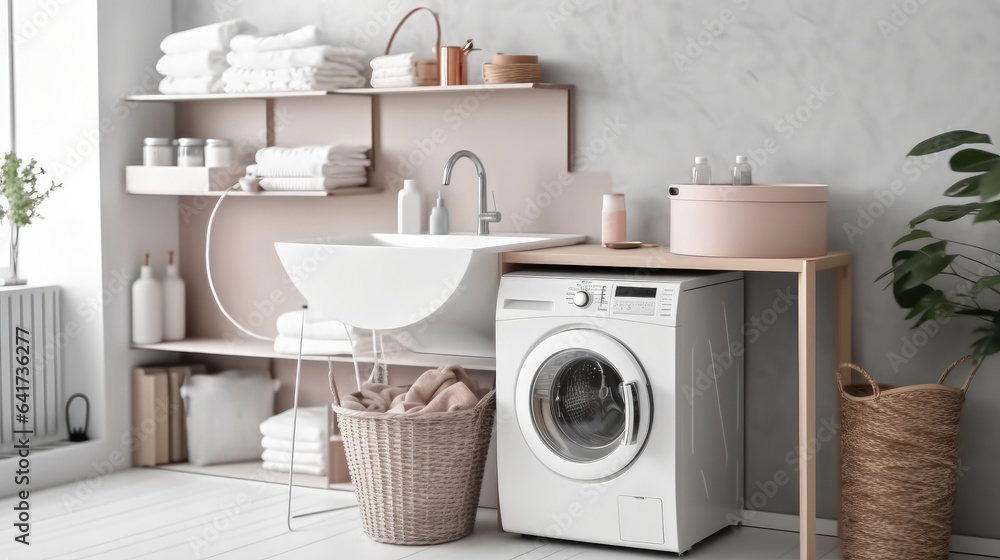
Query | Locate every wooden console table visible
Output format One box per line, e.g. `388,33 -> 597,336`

501,244 -> 853,560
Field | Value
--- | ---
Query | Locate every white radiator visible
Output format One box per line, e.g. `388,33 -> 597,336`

0,286 -> 61,449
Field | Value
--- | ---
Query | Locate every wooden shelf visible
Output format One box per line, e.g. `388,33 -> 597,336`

125,83 -> 573,102
132,336 -> 497,371
124,165 -> 378,197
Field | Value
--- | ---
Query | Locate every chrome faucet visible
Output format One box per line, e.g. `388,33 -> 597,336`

442,150 -> 501,235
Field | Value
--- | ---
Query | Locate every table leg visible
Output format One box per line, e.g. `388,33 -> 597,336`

834,261 -> 854,382
799,263 -> 817,560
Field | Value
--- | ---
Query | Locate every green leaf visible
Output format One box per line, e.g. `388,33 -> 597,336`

944,174 -> 983,197
974,200 -> 1000,222
978,163 -> 1000,201
970,275 -> 1000,295
951,149 -> 1000,173
890,241 -> 957,293
908,130 -> 992,157
894,283 -> 935,308
970,320 -> 1000,361
909,203 -> 982,227
891,229 -> 932,248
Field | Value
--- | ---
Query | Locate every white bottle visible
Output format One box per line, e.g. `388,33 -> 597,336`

732,155 -> 752,185
398,179 -> 422,234
691,156 -> 712,184
132,253 -> 163,345
163,250 -> 186,341
429,191 -> 450,234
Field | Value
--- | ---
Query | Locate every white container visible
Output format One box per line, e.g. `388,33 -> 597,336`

177,138 -> 205,167
668,184 -> 828,258
602,193 -> 626,245
429,191 -> 450,234
143,137 -> 174,166
180,370 -> 278,466
691,156 -> 712,184
204,138 -> 232,168
131,253 -> 163,344
731,155 -> 752,185
398,179 -> 422,234
163,250 -> 185,341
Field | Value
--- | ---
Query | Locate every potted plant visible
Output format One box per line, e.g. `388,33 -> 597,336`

0,152 -> 61,285
836,130 -> 995,560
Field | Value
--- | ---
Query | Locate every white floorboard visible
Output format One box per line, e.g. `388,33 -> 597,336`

0,468 -> 992,560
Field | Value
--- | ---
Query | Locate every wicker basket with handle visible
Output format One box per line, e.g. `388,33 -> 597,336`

384,6 -> 440,86
328,366 -> 496,545
837,356 -> 980,560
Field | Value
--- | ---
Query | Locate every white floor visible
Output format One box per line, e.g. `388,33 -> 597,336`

0,468 -> 989,560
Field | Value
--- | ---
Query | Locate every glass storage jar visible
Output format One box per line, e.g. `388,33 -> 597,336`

176,138 -> 206,167
143,137 -> 175,166
204,139 -> 233,168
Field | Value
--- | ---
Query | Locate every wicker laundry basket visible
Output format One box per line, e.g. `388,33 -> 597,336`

837,357 -> 980,560
331,388 -> 496,545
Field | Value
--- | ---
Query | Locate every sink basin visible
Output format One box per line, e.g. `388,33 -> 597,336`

275,233 -> 584,357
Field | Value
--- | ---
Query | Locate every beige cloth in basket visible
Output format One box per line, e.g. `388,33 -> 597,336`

340,365 -> 488,414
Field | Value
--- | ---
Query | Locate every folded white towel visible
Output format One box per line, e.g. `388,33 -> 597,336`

369,52 -> 415,70
160,19 -> 254,55
273,334 -> 356,355
230,25 -> 326,52
223,65 -> 361,84
371,75 -> 420,88
372,66 -> 418,80
261,436 -> 326,453
260,176 -> 367,192
276,311 -> 354,339
223,74 -> 366,93
262,461 -> 327,476
253,161 -> 371,179
255,145 -> 370,165
156,51 -> 228,78
262,449 -> 327,467
159,75 -> 223,94
261,406 -> 328,441
227,45 -> 366,71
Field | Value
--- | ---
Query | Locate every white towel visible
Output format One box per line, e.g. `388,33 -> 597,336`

369,52 -> 415,70
276,310 -> 354,339
371,75 -> 420,88
158,75 -> 223,94
273,334 -> 356,355
227,45 -> 366,71
262,461 -> 326,476
262,449 -> 327,467
253,161 -> 371,178
371,66 -> 417,79
260,406 -> 328,441
223,65 -> 361,83
230,25 -> 326,52
160,19 -> 254,55
260,176 -> 367,192
156,51 -> 228,78
261,436 -> 326,453
223,74 -> 366,93
255,145 -> 369,165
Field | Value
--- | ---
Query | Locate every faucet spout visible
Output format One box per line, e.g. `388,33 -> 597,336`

442,150 -> 500,235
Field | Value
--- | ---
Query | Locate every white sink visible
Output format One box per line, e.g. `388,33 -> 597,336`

275,233 -> 584,357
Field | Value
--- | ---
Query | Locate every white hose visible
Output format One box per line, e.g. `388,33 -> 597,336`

206,185 -> 275,342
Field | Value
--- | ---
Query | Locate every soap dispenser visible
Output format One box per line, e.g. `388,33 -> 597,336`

163,250 -> 186,341
429,191 -> 450,235
132,253 -> 163,345
398,179 -> 422,234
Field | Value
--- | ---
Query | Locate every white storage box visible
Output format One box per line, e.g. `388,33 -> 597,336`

180,370 -> 278,466
667,184 -> 828,258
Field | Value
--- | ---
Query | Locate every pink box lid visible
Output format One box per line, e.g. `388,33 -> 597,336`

668,183 -> 828,203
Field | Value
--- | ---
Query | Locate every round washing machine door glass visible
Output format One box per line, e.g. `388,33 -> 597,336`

516,329 -> 652,481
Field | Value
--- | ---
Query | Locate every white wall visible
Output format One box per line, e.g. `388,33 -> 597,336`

172,0 -> 1000,538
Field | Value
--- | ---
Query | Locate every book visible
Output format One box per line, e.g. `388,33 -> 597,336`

166,364 -> 206,463
132,367 -> 169,467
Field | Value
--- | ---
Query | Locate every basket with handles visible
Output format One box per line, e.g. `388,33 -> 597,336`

328,365 -> 496,545
837,356 -> 980,560
384,6 -> 440,86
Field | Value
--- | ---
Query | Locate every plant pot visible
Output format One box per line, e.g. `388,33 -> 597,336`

837,358 -> 979,560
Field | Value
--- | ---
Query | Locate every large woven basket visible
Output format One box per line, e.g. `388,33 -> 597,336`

837,357 -> 979,560
332,389 -> 496,545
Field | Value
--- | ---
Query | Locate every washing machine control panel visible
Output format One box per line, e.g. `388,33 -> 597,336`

564,281 -> 609,310
611,285 -> 658,316
560,281 -> 677,319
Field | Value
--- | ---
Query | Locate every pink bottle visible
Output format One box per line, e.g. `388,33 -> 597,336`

602,194 -> 627,246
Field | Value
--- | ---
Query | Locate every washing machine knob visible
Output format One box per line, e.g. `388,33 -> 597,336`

573,291 -> 590,307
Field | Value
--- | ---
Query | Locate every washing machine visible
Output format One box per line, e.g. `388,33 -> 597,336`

496,268 -> 744,553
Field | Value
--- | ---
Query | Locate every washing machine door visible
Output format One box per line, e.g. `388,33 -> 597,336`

515,328 -> 652,481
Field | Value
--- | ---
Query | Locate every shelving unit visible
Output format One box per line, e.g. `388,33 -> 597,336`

124,83 -> 573,102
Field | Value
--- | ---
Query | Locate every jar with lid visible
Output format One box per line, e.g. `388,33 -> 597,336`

176,138 -> 206,167
204,139 -> 233,168
143,137 -> 175,166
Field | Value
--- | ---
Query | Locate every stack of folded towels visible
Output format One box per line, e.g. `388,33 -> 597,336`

223,25 -> 367,93
157,19 -> 254,94
369,52 -> 438,88
251,145 -> 370,192
273,309 -> 356,355
260,406 -> 329,475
